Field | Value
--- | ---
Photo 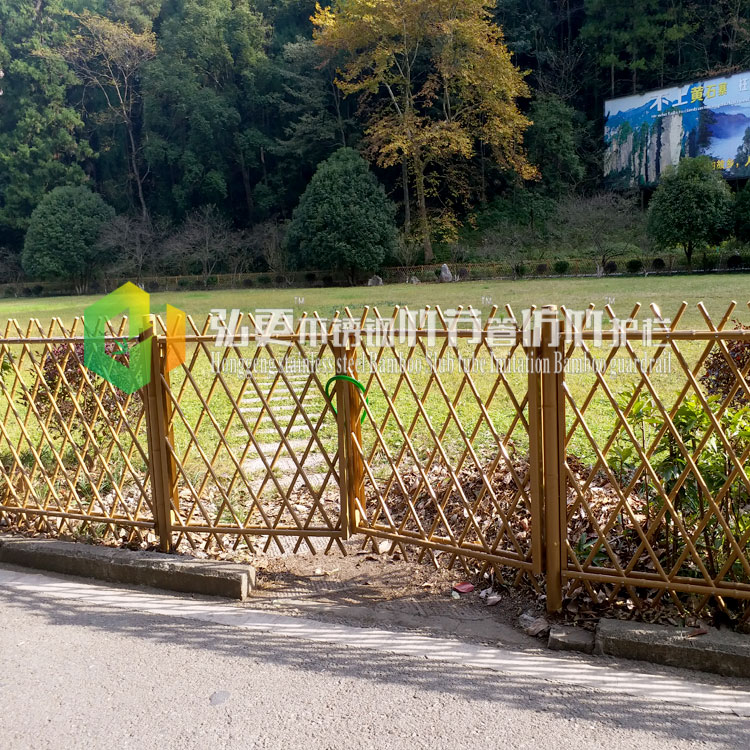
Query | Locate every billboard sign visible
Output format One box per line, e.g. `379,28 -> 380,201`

604,71 -> 750,187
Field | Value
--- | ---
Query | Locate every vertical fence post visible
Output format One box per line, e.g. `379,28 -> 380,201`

333,344 -> 350,538
142,318 -> 177,552
344,343 -> 365,532
332,343 -> 365,538
527,339 -> 544,578
538,305 -> 567,612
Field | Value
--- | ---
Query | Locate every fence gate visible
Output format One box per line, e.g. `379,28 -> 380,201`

337,307 -> 543,581
0,315 -> 352,556
150,314 -> 353,555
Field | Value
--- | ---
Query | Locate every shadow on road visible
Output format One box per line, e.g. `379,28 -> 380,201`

2,585 -> 749,745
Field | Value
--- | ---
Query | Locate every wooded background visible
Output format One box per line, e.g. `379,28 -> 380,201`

2,1 -> 750,286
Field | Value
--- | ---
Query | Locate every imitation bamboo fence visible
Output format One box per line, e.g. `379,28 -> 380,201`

2,303 -> 750,617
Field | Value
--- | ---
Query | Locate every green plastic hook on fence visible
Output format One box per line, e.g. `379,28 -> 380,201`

325,375 -> 368,425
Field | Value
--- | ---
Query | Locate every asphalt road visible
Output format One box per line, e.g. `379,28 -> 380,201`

0,569 -> 749,749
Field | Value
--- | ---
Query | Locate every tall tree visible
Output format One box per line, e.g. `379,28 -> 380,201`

648,157 -> 733,265
688,0 -> 750,74
143,0 -> 270,222
526,93 -> 585,197
313,0 -> 536,262
57,11 -> 156,219
277,39 -> 356,163
0,1 -> 91,239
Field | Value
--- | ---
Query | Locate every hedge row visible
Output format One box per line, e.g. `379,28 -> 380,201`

3,253 -> 750,298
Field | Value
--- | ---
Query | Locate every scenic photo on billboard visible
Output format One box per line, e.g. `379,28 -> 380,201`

604,71 -> 750,187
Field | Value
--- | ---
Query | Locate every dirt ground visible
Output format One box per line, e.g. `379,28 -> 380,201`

242,538 -> 549,649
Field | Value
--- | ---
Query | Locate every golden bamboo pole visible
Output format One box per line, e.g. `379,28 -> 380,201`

344,345 -> 365,532
142,322 -> 175,552
540,306 -> 565,612
333,345 -> 350,539
527,342 -> 544,577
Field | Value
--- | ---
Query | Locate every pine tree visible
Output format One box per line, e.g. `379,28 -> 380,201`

286,148 -> 397,281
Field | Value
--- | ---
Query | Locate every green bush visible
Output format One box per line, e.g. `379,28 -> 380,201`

727,254 -> 744,270
553,260 -> 570,274
651,257 -> 666,271
736,184 -> 750,243
19,446 -> 56,472
21,186 -> 114,288
626,258 -> 643,273
700,253 -> 717,271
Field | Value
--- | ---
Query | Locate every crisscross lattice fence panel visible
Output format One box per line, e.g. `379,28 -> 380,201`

346,306 -> 539,579
559,302 -> 750,615
0,318 -> 154,542
158,313 -> 346,555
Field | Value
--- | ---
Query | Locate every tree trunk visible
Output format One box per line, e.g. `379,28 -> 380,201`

260,146 -> 268,186
413,160 -> 432,263
126,123 -> 148,221
402,158 -> 411,235
331,77 -> 347,147
685,242 -> 693,266
479,139 -> 487,204
238,150 -> 254,220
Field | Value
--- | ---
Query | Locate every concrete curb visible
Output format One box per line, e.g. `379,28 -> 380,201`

596,617 -> 750,678
0,537 -> 256,600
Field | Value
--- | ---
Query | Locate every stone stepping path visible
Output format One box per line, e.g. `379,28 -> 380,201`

234,375 -> 336,487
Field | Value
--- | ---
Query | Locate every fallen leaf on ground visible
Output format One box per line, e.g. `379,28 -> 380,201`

453,582 -> 475,594
519,611 -> 550,637
687,627 -> 709,638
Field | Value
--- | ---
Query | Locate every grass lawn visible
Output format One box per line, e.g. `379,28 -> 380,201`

1,273 -> 749,329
